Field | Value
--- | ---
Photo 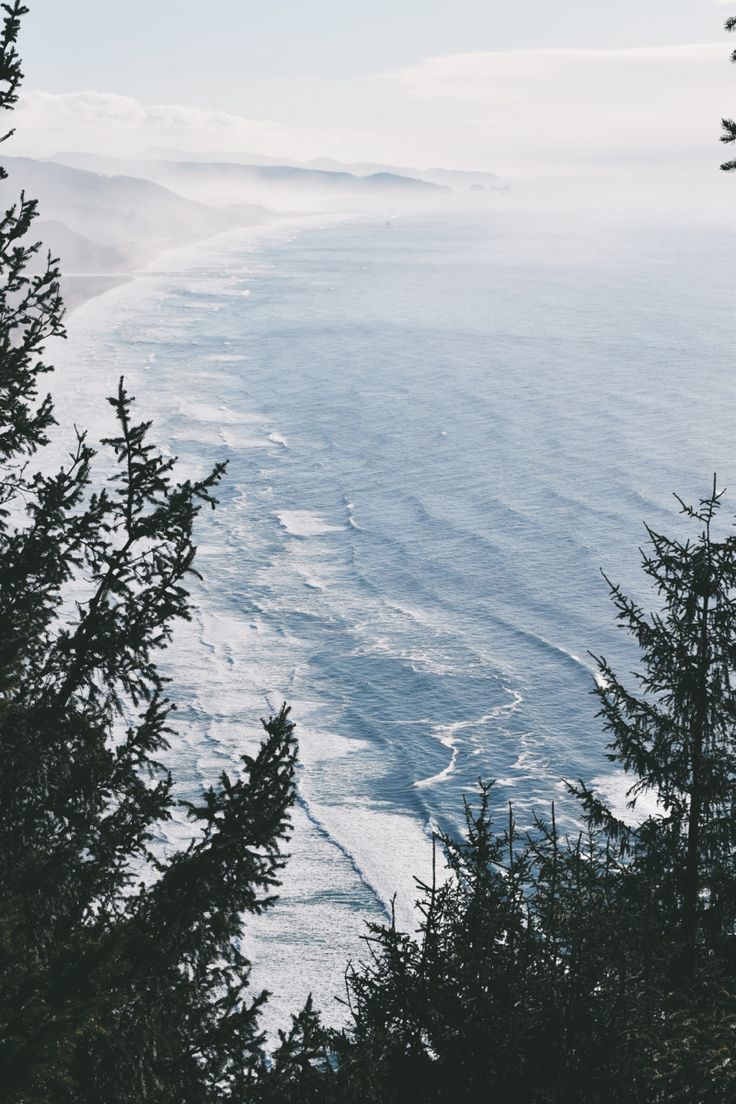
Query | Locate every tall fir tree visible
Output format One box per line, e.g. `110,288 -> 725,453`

0,5 -> 298,1101
580,480 -> 736,966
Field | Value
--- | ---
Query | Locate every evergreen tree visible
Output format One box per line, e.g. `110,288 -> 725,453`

254,996 -> 335,1104
0,5 -> 298,1100
720,15 -> 736,171
581,479 -> 736,965
320,790 -> 649,1104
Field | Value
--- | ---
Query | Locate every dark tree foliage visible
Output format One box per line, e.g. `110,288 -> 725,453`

721,15 -> 736,171
581,481 -> 736,965
255,996 -> 335,1104
263,489 -> 736,1104
0,5 -> 298,1101
0,3 -> 61,467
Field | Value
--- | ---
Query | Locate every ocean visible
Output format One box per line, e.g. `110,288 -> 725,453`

51,200 -> 735,1031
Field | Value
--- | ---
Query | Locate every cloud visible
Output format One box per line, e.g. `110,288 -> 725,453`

384,43 -> 731,170
11,89 -> 311,158
7,43 -> 734,177
389,43 -> 724,102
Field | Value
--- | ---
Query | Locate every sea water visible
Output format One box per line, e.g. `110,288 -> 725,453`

50,201 -> 735,1030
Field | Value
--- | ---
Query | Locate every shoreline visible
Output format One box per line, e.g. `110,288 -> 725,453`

60,209 -> 352,315
48,208 -> 435,1037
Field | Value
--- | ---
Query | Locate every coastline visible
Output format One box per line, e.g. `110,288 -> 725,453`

48,207 -> 436,1038
42,204 -> 736,1042
48,207 -> 361,475
60,209 -> 327,315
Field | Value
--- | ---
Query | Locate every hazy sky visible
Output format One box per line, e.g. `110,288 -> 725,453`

11,1 -> 736,175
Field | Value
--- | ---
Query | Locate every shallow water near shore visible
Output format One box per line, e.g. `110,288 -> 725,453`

51,201 -> 735,1031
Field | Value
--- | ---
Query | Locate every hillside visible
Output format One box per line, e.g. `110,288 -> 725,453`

50,152 -> 449,209
142,146 -> 507,193
2,157 -> 267,248
0,157 -> 271,308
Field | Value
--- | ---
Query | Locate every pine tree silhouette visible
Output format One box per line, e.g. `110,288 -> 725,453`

0,6 -> 298,1100
720,16 -> 736,170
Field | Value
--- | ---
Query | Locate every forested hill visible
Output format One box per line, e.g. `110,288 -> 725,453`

1,156 -> 266,245
49,151 -> 450,207
0,155 -> 269,306
0,150 -> 449,308
143,146 -> 505,192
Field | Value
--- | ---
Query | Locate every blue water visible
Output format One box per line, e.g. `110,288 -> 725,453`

55,204 -> 735,1028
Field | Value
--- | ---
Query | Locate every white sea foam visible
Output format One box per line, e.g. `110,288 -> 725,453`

344,499 -> 363,530
590,771 -> 663,825
243,803 -> 381,1035
295,716 -> 369,769
520,627 -> 597,681
202,352 -> 250,362
176,400 -> 264,425
276,510 -> 344,537
219,430 -> 273,450
414,724 -> 460,789
302,795 -> 434,934
302,575 -> 326,591
509,732 -> 552,785
415,691 -> 523,790
169,425 -> 227,446
268,432 -> 289,447
348,634 -> 458,677
195,543 -> 234,558
180,299 -> 221,311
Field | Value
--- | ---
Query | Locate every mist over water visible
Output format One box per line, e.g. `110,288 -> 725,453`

49,195 -> 735,1030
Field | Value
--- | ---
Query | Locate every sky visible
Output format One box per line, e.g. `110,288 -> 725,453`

9,1 -> 736,176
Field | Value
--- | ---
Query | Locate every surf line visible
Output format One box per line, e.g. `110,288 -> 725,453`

414,689 -> 524,790
262,691 -> 393,924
